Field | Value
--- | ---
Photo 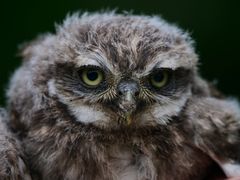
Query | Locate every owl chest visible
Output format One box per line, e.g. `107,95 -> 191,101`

106,146 -> 156,180
89,144 -> 212,180
26,131 -> 213,180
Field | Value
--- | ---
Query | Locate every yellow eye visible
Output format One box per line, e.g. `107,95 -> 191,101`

81,68 -> 103,87
150,71 -> 168,88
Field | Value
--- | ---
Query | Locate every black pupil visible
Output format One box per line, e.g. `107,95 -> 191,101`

153,72 -> 164,82
87,70 -> 98,81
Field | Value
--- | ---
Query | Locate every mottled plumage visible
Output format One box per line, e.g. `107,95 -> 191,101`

0,108 -> 31,180
0,12 -> 240,179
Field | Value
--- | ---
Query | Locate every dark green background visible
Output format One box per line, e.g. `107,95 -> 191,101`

0,0 -> 240,106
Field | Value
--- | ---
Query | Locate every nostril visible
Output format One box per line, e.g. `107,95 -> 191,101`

118,90 -> 123,96
134,91 -> 140,97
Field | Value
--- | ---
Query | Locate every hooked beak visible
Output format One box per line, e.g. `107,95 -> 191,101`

117,80 -> 140,124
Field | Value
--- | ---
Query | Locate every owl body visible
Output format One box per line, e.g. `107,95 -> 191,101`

20,117 -> 220,180
1,12 -> 240,179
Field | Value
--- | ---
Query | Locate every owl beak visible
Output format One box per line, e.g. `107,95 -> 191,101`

126,112 -> 132,125
122,91 -> 136,124
117,80 -> 140,124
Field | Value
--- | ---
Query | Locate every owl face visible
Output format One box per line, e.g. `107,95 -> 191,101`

50,60 -> 192,128
13,13 -> 198,129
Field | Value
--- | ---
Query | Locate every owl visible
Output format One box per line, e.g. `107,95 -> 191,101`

0,11 -> 240,180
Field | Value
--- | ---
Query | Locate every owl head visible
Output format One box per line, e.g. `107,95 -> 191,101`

8,12 -> 205,130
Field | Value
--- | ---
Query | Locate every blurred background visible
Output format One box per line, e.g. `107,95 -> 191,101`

0,0 -> 239,106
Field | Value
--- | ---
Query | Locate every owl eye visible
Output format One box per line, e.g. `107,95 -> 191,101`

81,68 -> 103,87
150,70 -> 168,89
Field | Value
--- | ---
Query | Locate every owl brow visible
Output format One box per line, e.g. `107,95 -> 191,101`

81,57 -> 115,73
149,60 -> 183,72
54,60 -> 110,73
136,61 -> 163,77
141,54 -> 194,77
85,51 -> 115,73
150,62 -> 193,75
94,59 -> 113,73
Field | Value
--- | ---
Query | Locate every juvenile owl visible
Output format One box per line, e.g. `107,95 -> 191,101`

0,12 -> 240,180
